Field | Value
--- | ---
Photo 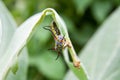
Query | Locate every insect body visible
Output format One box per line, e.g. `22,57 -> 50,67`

43,21 -> 69,60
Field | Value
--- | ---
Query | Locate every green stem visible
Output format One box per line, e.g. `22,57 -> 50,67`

68,38 -> 80,68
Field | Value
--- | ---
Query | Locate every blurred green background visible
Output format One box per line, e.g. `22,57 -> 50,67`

2,0 -> 120,80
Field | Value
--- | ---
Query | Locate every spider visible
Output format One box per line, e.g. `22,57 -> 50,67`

43,21 -> 69,60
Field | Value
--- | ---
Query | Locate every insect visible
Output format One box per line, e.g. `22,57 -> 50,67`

43,21 -> 69,60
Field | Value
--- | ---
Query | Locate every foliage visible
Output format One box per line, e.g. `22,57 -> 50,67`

1,0 -> 120,80
65,6 -> 120,80
0,1 -> 28,80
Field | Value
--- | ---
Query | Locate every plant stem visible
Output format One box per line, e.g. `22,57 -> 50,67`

67,38 -> 80,68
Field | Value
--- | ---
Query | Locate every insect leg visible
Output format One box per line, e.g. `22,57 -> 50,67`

43,26 -> 51,31
61,35 -> 65,41
43,26 -> 57,40
55,51 -> 61,60
48,47 -> 56,51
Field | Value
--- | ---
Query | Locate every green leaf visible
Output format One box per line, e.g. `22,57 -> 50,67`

0,19 -> 2,45
73,0 -> 93,14
27,16 -> 52,56
62,16 -> 76,33
0,1 -> 28,80
11,57 -> 18,74
80,6 -> 120,80
5,48 -> 28,80
91,1 -> 112,23
0,1 -> 16,54
68,63 -> 88,80
64,6 -> 120,80
64,49 -> 89,80
64,63 -> 89,80
30,51 -> 66,79
0,5 -> 88,79
0,1 -> 17,79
